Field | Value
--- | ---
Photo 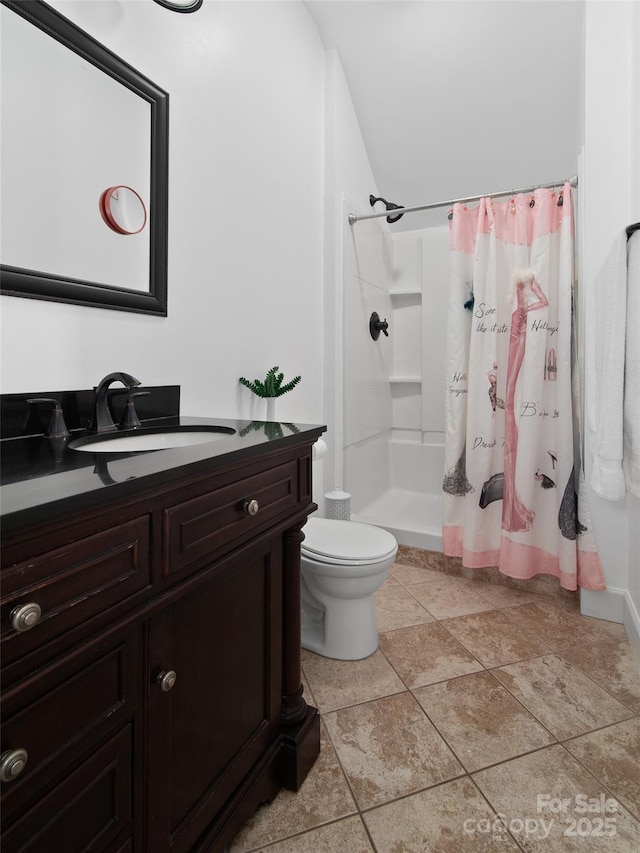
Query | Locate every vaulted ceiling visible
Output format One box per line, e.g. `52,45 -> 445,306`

305,1 -> 584,230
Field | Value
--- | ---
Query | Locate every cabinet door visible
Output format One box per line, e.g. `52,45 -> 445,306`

146,536 -> 283,853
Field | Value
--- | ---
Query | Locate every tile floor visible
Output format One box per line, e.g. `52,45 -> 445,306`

229,553 -> 640,852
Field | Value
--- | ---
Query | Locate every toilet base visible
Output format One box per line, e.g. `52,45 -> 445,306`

301,588 -> 379,660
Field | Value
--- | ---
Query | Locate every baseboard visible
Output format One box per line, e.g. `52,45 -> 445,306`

623,591 -> 640,668
579,586 -> 626,623
580,586 -> 640,661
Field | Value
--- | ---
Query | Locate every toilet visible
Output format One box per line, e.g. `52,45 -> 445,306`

300,516 -> 398,660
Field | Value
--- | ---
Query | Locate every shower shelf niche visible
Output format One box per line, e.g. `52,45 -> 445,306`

389,289 -> 421,298
389,376 -> 422,384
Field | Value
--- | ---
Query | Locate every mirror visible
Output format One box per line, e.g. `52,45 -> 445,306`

0,0 -> 169,315
100,187 -> 148,235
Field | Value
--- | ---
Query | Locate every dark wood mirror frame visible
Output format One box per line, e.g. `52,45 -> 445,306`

0,0 -> 169,316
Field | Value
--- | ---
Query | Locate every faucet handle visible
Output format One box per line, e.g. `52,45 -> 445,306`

26,398 -> 70,439
120,391 -> 150,430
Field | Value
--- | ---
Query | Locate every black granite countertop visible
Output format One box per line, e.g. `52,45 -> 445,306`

0,415 -> 326,535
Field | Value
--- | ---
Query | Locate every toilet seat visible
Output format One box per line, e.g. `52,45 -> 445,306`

302,517 -> 397,566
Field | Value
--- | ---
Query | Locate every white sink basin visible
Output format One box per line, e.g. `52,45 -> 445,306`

69,428 -> 235,453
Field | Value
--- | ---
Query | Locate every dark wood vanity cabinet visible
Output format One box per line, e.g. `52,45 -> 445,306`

146,536 -> 283,853
1,626 -> 141,853
0,439 -> 321,853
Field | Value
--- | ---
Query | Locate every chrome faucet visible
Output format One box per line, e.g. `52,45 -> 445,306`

89,372 -> 141,433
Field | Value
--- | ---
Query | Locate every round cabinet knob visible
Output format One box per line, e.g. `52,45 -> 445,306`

157,670 -> 177,692
243,499 -> 259,516
10,603 -> 42,633
1,748 -> 28,783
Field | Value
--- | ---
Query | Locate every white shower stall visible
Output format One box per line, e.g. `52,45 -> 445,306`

341,207 -> 450,552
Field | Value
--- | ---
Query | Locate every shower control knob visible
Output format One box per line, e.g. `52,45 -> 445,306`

1,749 -> 28,782
369,312 -> 390,341
157,670 -> 177,692
10,603 -> 42,633
243,499 -> 259,516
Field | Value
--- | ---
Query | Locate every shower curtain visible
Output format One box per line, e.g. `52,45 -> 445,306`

442,183 -> 605,591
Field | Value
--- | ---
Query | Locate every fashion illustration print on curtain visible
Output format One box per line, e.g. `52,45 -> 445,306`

503,270 -> 548,532
442,183 -> 604,591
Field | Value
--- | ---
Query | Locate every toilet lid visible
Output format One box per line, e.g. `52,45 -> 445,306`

302,517 -> 397,564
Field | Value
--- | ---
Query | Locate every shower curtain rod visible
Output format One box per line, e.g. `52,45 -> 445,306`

347,175 -> 578,225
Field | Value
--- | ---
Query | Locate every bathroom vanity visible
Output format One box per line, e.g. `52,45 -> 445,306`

0,393 -> 325,852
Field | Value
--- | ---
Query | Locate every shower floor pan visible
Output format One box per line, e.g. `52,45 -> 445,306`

351,488 -> 443,553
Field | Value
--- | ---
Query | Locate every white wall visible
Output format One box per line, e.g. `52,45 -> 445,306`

1,1 -> 325,430
307,1 -> 585,234
629,2 -> 640,649
390,233 -> 422,436
382,227 -> 450,444
343,220 -> 392,448
322,49 -> 388,508
342,213 -> 392,513
581,1 -> 640,637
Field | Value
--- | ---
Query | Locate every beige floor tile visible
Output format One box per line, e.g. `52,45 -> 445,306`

395,547 -> 460,574
379,622 -> 484,689
500,573 -> 581,606
390,561 -> 443,586
254,816 -> 374,853
582,613 -> 625,638
475,583 -> 545,608
228,724 -> 356,852
473,745 -> 640,851
565,718 -> 640,819
407,575 -> 496,619
374,577 -> 435,633
441,608 -> 552,668
559,637 -> 640,714
301,669 -> 316,709
504,600 -> 627,651
493,654 -> 633,740
230,565 -> 640,851
363,777 -> 521,852
301,648 -> 405,713
414,670 -> 555,771
323,691 -> 463,810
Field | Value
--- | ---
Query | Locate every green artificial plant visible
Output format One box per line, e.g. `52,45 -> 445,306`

239,365 -> 301,398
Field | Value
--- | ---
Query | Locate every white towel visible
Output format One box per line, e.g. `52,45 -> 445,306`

624,231 -> 640,496
588,231 -> 627,500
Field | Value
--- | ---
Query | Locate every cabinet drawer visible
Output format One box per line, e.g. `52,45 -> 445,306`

1,725 -> 133,853
164,459 -> 296,577
1,516 -> 150,666
1,631 -> 139,821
